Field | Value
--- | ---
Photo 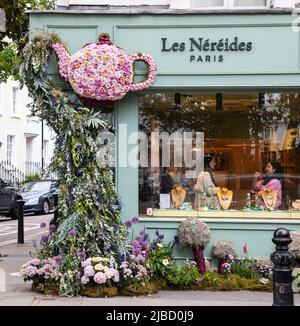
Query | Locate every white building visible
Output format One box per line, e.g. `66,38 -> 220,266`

56,0 -> 299,9
0,79 -> 55,184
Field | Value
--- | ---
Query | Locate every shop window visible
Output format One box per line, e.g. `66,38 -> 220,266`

138,92 -> 300,217
191,0 -> 225,7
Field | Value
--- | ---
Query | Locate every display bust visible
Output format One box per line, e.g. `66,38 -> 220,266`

171,186 -> 186,209
217,187 -> 233,210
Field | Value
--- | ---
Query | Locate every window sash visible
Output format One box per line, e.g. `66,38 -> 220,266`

190,0 -> 270,8
6,135 -> 15,164
12,86 -> 18,115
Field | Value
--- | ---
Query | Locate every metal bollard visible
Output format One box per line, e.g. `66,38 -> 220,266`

17,199 -> 25,244
50,192 -> 59,226
270,228 -> 294,306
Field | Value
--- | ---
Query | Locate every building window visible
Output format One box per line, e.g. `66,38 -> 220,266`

7,135 -> 15,164
191,0 -> 225,8
190,0 -> 268,8
138,92 -> 300,217
12,86 -> 18,115
233,0 -> 267,7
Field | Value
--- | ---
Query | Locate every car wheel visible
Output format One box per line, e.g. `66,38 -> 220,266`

8,207 -> 18,220
42,200 -> 50,215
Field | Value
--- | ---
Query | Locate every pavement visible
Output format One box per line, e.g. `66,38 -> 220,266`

0,214 -> 300,306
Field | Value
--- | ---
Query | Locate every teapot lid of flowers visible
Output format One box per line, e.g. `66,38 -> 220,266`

52,33 -> 157,104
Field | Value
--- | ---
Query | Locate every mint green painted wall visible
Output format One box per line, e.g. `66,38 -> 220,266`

29,12 -> 300,259
30,13 -> 300,89
115,94 -> 139,221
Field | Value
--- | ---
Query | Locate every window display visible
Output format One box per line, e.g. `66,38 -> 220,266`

138,92 -> 300,217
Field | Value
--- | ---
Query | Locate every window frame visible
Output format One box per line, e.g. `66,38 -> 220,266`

190,0 -> 271,9
6,134 -> 16,165
229,0 -> 270,9
11,86 -> 19,117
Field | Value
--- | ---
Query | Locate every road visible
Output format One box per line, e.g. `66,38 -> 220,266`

0,213 -> 53,246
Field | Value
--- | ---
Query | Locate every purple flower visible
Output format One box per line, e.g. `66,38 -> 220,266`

84,265 -> 95,277
151,241 -> 158,249
40,222 -> 46,229
49,224 -> 57,233
132,216 -> 139,224
132,240 -> 140,249
69,229 -> 77,238
40,235 -> 48,245
54,256 -> 63,265
81,275 -> 89,285
32,240 -> 37,248
139,229 -> 145,236
125,220 -> 132,228
78,252 -> 87,261
155,230 -> 164,240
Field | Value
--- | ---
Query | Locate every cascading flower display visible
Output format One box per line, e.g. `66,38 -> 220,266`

52,33 -> 157,102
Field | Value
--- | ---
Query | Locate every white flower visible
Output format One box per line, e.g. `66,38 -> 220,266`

94,263 -> 105,271
292,268 -> 300,277
162,259 -> 169,266
157,243 -> 163,248
259,278 -> 269,285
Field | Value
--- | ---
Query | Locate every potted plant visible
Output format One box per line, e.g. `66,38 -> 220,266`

80,257 -> 119,297
177,217 -> 211,274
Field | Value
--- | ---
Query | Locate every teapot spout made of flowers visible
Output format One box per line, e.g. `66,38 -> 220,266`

52,33 -> 157,103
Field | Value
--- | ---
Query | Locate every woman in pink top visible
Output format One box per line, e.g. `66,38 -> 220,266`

252,161 -> 284,210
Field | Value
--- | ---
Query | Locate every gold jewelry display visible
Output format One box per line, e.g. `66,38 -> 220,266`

260,188 -> 277,210
217,187 -> 233,210
171,186 -> 186,209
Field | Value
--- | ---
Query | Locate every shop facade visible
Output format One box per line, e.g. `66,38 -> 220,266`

30,7 -> 300,261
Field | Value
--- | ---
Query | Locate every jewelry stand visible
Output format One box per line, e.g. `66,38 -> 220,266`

217,188 -> 233,210
171,186 -> 186,209
260,189 -> 277,211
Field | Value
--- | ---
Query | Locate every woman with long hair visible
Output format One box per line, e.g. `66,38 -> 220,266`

194,154 -> 220,210
252,161 -> 284,210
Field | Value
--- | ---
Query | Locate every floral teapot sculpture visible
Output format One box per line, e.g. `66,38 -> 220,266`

52,33 -> 157,104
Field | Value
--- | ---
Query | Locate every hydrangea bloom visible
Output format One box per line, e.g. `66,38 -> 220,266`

94,272 -> 107,285
84,265 -> 95,277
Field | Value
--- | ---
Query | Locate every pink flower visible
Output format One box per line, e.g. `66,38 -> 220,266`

94,272 -> 107,285
30,258 -> 41,266
243,243 -> 248,254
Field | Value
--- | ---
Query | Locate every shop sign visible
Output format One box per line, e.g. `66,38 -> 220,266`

161,37 -> 253,63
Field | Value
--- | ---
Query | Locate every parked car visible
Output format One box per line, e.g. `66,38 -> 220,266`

0,178 -> 23,219
21,180 -> 57,215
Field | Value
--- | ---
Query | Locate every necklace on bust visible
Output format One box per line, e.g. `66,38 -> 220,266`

171,186 -> 186,209
217,187 -> 233,210
260,188 -> 277,210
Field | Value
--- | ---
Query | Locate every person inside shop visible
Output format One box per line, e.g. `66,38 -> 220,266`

194,154 -> 220,209
252,161 -> 284,210
160,167 -> 175,194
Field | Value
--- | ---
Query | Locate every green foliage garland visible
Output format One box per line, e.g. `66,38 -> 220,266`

19,32 -> 130,296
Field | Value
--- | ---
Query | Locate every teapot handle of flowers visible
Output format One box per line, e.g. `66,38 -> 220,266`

128,53 -> 157,92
